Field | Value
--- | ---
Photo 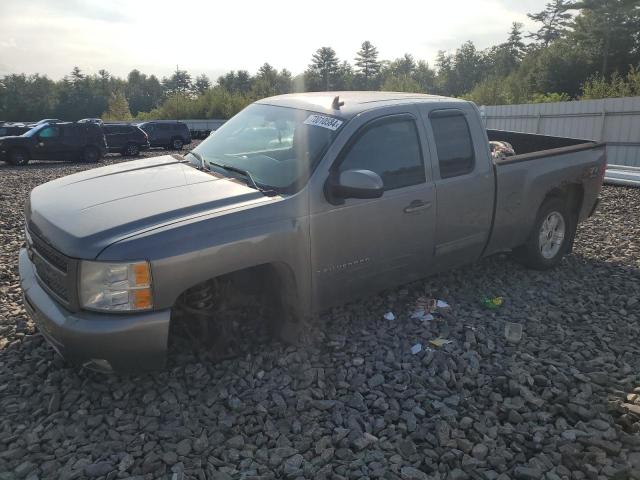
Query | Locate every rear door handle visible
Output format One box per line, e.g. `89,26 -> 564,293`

403,200 -> 432,213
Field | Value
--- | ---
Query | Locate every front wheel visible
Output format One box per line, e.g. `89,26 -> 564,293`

81,146 -> 100,163
8,148 -> 30,166
513,198 -> 576,270
122,143 -> 140,156
171,138 -> 184,150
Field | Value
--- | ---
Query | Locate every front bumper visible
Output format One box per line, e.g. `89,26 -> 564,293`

19,249 -> 170,372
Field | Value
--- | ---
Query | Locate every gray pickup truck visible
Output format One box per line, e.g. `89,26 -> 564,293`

19,92 -> 606,372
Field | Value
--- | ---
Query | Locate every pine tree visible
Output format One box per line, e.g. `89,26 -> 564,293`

193,74 -> 211,95
354,41 -> 381,86
308,47 -> 340,91
506,22 -> 526,61
527,0 -> 573,46
568,0 -> 640,76
102,91 -> 132,121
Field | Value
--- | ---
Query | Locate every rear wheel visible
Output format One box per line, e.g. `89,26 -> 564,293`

122,143 -> 140,156
171,137 -> 184,150
8,148 -> 30,166
513,197 -> 575,270
81,146 -> 100,163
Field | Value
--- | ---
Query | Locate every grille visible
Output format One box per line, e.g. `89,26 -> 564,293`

32,252 -> 70,300
30,233 -> 68,273
27,230 -> 72,304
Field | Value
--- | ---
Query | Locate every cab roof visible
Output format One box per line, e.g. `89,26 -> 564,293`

256,91 -> 469,119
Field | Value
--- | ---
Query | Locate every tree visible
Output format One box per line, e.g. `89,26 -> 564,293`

126,70 -> 164,115
251,63 -> 292,98
435,50 -> 456,95
568,0 -> 640,77
527,0 -> 573,46
102,91 -> 133,121
451,41 -> 486,96
354,41 -> 381,88
193,74 -> 211,95
307,47 -> 340,91
162,67 -> 192,95
413,61 -> 437,92
487,23 -> 527,77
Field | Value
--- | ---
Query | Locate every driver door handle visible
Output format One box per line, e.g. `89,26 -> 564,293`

404,200 -> 432,213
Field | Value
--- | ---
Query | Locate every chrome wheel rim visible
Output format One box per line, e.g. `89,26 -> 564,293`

539,211 -> 566,259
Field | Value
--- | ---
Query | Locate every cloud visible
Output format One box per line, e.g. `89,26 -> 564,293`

0,0 -> 549,79
2,0 -> 130,23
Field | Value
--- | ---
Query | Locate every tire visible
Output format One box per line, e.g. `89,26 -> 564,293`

513,197 -> 576,270
81,146 -> 100,163
171,137 -> 184,150
8,148 -> 30,166
122,143 -> 140,157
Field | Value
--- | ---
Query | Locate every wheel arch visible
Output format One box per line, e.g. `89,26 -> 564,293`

542,183 -> 584,216
171,261 -> 302,318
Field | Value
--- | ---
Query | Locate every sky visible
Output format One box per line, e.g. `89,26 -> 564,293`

0,0 -> 547,81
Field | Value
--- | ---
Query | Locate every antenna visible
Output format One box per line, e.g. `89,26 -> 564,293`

332,95 -> 344,110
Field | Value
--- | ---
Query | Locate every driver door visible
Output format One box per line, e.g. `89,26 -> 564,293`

309,110 -> 436,310
33,125 -> 62,160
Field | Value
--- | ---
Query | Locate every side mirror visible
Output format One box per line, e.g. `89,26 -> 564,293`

327,169 -> 384,204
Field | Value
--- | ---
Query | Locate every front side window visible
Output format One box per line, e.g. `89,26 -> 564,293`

192,104 -> 342,193
39,126 -> 59,138
430,111 -> 475,179
338,118 -> 425,191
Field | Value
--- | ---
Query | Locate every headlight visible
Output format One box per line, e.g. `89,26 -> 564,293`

79,260 -> 153,312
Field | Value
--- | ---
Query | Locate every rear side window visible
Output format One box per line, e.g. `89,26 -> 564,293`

430,111 -> 475,179
339,117 -> 425,191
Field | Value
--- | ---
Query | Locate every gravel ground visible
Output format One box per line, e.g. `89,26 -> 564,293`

0,150 -> 639,480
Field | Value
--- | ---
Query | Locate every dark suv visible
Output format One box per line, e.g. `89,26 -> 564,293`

137,121 -> 191,150
0,122 -> 107,166
103,123 -> 150,156
0,123 -> 30,137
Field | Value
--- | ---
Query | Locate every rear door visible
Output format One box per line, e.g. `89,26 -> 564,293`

309,107 -> 437,310
418,105 -> 494,271
105,125 -> 125,150
158,124 -> 172,145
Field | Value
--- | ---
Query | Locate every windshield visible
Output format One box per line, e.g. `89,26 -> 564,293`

191,104 -> 344,193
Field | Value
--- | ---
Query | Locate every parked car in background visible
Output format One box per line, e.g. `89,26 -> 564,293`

0,122 -> 107,165
136,121 -> 191,150
102,123 -> 150,156
78,118 -> 104,126
18,92 -> 605,371
0,122 -> 30,137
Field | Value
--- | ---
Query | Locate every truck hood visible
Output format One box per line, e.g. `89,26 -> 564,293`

27,155 -> 271,259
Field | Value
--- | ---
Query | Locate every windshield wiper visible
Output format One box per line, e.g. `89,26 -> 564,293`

207,160 -> 277,196
184,150 -> 206,170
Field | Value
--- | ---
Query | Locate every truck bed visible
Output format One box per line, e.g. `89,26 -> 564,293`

487,129 -> 603,164
484,129 -> 606,257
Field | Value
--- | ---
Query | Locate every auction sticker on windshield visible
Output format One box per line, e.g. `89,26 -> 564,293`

304,114 -> 343,131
